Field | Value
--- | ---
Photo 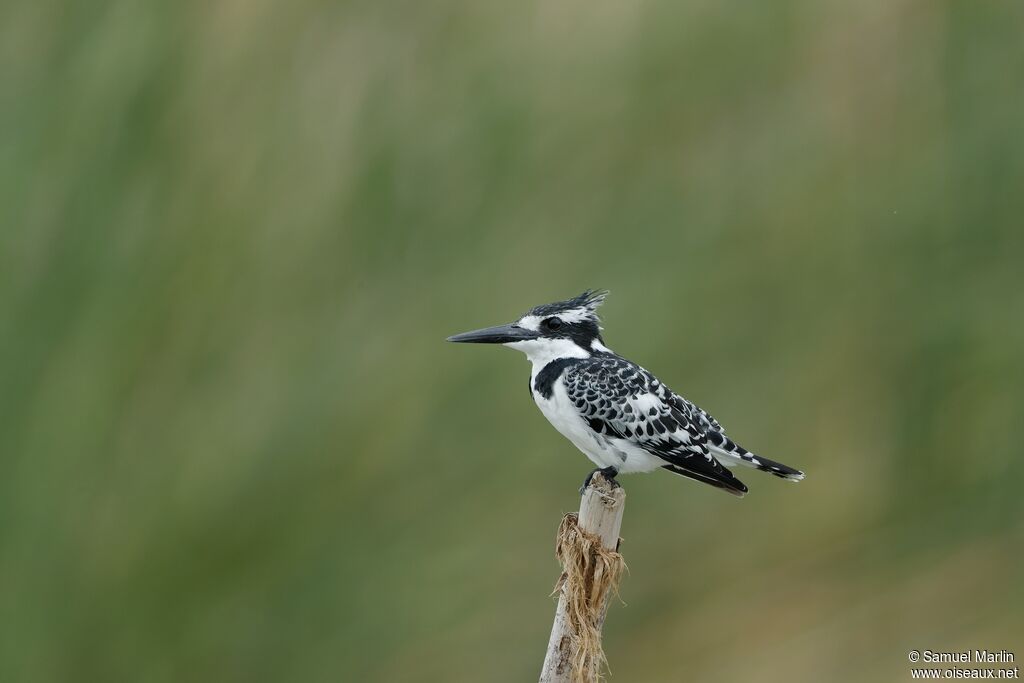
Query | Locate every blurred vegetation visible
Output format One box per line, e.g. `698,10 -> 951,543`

2,1 -> 1023,681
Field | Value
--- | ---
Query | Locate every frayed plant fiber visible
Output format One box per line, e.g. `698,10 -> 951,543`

553,511 -> 626,683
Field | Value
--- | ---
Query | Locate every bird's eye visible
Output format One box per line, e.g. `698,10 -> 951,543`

544,317 -> 563,331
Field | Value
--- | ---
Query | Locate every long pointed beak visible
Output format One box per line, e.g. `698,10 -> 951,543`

446,323 -> 539,344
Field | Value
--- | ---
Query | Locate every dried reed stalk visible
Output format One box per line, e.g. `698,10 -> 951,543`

539,473 -> 626,683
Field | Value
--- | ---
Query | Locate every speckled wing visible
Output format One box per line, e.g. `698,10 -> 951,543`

562,357 -> 749,496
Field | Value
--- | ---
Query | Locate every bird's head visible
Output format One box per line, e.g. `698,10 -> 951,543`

447,290 -> 611,362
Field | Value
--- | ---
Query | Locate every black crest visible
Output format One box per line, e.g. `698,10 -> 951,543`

526,289 -> 609,322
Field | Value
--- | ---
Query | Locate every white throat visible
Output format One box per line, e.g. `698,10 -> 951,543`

504,337 -> 591,377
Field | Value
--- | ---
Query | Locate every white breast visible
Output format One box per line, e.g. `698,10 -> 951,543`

533,378 -> 620,469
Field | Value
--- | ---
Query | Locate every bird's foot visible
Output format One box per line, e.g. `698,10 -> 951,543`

580,466 -> 620,495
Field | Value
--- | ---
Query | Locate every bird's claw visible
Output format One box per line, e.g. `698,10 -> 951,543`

580,466 -> 620,495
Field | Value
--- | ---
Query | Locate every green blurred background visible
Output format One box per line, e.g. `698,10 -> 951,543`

2,1 -> 1023,681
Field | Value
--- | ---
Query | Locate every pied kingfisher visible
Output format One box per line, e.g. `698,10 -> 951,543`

447,290 -> 804,496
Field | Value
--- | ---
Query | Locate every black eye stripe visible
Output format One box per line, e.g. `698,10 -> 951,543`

544,317 -> 563,330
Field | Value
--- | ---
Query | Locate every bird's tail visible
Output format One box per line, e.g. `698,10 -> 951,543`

707,432 -> 805,482
662,464 -> 749,497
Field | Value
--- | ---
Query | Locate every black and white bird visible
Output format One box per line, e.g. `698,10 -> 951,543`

447,290 -> 804,496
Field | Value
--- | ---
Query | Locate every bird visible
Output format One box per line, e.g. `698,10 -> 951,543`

447,290 -> 804,496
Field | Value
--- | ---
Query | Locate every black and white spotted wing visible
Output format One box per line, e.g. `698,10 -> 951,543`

562,357 -> 750,496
